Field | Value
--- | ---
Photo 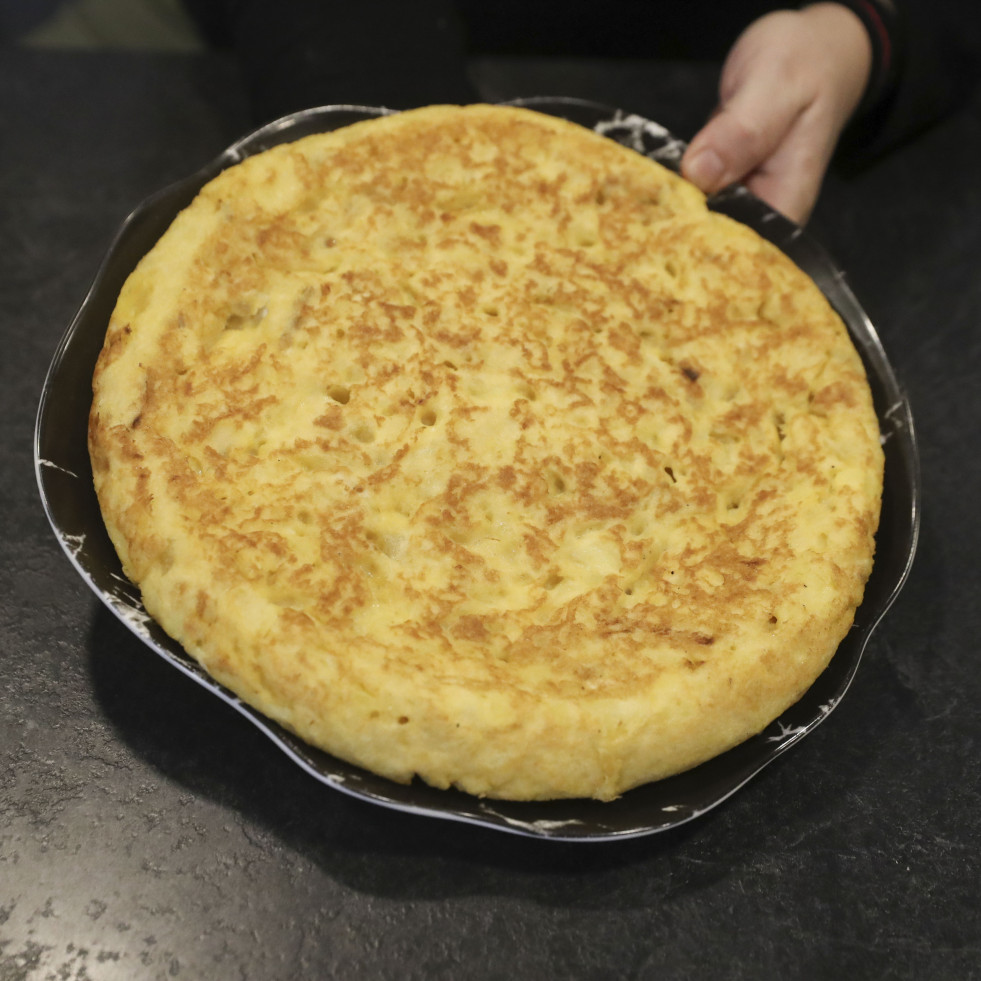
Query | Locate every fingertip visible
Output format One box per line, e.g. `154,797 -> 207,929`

682,146 -> 726,193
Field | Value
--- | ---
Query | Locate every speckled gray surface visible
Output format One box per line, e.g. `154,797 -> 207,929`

2,47 -> 980,981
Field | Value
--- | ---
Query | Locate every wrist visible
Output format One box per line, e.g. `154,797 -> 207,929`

803,1 -> 900,119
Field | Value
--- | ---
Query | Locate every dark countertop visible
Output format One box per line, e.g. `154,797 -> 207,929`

2,46 -> 979,980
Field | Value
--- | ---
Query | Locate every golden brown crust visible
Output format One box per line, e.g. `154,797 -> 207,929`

89,105 -> 883,800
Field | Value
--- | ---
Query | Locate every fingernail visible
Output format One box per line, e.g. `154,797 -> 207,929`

684,148 -> 725,191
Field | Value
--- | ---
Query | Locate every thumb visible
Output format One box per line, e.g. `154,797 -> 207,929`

682,52 -> 804,195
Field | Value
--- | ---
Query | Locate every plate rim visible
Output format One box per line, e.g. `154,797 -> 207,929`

34,99 -> 921,841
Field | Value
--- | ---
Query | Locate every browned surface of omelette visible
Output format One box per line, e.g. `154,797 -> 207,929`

89,104 -> 884,800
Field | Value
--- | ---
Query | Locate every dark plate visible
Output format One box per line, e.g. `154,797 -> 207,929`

35,99 -> 920,841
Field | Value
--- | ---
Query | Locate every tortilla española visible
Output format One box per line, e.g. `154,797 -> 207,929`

88,104 -> 884,800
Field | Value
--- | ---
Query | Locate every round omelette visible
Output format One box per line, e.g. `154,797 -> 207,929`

89,104 -> 884,800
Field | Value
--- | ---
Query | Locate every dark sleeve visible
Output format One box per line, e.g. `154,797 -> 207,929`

183,0 -> 479,123
835,0 -> 979,163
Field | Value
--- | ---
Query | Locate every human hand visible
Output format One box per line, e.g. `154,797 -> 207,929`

680,3 -> 873,224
